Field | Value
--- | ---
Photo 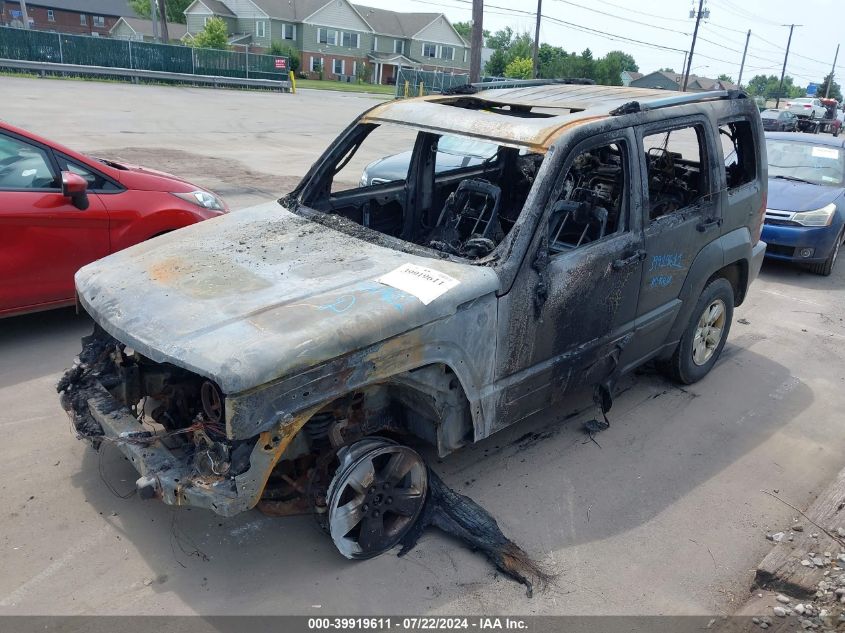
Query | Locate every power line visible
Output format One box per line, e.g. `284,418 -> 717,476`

549,0 -> 691,36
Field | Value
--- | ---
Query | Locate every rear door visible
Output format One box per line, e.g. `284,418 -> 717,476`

0,131 -> 109,313
632,117 -> 721,354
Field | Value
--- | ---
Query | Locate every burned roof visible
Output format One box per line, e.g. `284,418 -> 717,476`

362,83 -> 737,152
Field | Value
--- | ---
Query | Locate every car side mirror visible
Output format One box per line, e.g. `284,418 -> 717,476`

61,171 -> 89,210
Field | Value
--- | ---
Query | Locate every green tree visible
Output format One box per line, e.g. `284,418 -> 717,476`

268,41 -> 300,72
128,0 -> 191,24
189,16 -> 229,50
717,73 -> 735,83
659,67 -> 675,72
452,21 -> 489,42
504,56 -> 533,79
817,73 -> 842,101
594,50 -> 637,86
746,74 -> 804,100
486,26 -> 513,51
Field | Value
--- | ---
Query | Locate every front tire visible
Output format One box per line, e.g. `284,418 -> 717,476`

664,278 -> 734,385
809,230 -> 843,276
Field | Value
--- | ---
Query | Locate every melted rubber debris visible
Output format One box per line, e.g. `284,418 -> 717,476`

398,468 -> 554,597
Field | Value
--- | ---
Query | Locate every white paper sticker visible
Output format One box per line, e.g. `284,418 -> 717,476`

378,263 -> 460,305
812,146 -> 840,159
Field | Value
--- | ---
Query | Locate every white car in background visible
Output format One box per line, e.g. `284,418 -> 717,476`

786,97 -> 827,118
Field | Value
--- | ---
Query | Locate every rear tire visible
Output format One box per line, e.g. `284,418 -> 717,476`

809,230 -> 843,276
663,278 -> 734,385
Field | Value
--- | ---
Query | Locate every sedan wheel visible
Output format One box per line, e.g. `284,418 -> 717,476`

693,299 -> 727,366
327,438 -> 427,559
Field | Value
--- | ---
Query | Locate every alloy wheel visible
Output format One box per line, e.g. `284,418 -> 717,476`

327,439 -> 427,559
692,299 -> 727,366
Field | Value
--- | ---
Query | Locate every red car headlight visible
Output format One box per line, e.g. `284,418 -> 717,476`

171,190 -> 226,212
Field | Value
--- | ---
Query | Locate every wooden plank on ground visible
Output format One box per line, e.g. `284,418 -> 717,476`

756,467 -> 845,598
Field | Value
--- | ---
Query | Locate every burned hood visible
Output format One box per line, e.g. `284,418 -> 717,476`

75,203 -> 499,394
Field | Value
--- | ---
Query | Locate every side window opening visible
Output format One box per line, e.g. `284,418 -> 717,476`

643,125 -> 707,222
719,120 -> 756,189
0,133 -> 58,190
61,157 -> 119,192
548,141 -> 627,253
305,124 -> 544,260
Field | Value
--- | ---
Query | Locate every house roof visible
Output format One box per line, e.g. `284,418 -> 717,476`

353,4 -> 439,37
247,0 -> 332,21
197,0 -> 236,17
632,70 -> 737,91
22,0 -> 136,16
110,16 -> 188,38
622,71 -> 643,80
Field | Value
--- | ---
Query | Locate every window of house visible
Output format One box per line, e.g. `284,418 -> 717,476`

318,28 -> 337,45
256,20 -> 266,38
341,31 -> 359,48
352,61 -> 357,76
643,124 -> 708,222
204,16 -> 211,25
549,141 -> 628,252
282,23 -> 295,40
422,43 -> 437,58
79,14 -> 87,25
333,58 -> 344,75
47,9 -> 54,21
310,56 -> 323,72
393,39 -> 404,54
440,46 -> 454,61
93,15 -> 104,27
373,36 -> 378,50
463,49 -> 467,63
718,120 -> 756,189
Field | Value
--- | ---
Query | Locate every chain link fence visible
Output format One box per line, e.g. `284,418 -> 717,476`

0,26 -> 288,81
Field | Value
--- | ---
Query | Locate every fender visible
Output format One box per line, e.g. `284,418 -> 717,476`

226,293 -> 498,441
661,227 -> 754,353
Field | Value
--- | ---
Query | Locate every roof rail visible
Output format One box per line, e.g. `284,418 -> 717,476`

609,89 -> 749,116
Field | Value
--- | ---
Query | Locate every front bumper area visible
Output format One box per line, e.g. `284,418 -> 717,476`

61,378 -> 280,517
761,223 -> 839,264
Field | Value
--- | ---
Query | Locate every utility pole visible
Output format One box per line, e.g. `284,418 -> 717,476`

150,0 -> 160,42
825,44 -> 840,98
470,0 -> 483,82
682,0 -> 707,92
737,29 -> 751,88
532,0 -> 542,78
19,0 -> 31,29
775,24 -> 799,108
157,0 -> 169,42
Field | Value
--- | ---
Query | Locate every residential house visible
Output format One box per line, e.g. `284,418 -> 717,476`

183,0 -> 469,82
110,16 -> 188,42
620,70 -> 642,87
630,70 -> 737,92
0,0 -> 135,35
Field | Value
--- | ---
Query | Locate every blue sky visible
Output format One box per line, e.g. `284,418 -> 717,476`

358,0 -> 841,86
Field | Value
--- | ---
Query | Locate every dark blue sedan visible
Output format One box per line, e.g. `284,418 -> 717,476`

763,132 -> 845,275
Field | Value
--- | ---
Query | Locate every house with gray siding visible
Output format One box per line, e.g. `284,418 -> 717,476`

183,0 -> 468,82
630,70 -> 737,92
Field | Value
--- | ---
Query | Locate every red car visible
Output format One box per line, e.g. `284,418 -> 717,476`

0,122 -> 228,318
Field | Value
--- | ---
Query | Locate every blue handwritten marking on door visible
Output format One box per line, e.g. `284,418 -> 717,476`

648,253 -> 684,272
649,275 -> 673,288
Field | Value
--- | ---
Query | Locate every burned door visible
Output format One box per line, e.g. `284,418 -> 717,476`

632,118 -> 721,357
493,129 -> 645,431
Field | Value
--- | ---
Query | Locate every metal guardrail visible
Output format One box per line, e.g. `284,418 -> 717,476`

0,58 -> 291,91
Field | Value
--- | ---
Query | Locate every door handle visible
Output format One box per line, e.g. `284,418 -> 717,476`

696,217 -> 723,232
612,249 -> 646,270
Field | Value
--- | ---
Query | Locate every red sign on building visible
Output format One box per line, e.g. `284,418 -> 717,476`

274,58 -> 286,70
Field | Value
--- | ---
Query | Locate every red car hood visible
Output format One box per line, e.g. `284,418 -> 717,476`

101,158 -> 199,193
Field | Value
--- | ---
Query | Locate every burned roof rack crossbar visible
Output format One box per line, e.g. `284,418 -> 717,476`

609,89 -> 749,115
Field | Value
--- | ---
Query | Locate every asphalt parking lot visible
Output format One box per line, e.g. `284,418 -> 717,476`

2,77 -> 845,616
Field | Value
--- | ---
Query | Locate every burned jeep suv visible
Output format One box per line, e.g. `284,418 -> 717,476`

60,82 -> 766,560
